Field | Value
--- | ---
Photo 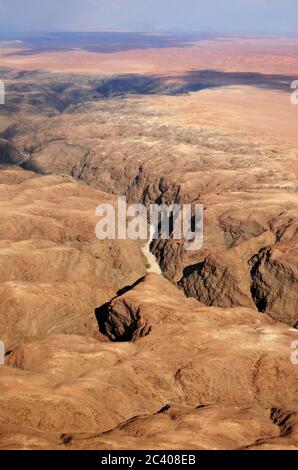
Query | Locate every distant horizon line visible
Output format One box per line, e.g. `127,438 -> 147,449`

1,29 -> 298,39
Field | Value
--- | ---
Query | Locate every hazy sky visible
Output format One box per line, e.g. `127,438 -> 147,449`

0,0 -> 297,35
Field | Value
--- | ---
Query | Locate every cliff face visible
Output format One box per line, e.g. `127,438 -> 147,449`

179,205 -> 298,326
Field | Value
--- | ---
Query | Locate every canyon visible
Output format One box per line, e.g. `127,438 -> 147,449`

0,33 -> 297,450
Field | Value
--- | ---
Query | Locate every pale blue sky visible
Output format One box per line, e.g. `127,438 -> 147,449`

0,0 -> 297,35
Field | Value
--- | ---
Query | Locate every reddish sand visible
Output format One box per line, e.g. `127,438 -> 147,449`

1,37 -> 298,76
144,85 -> 298,148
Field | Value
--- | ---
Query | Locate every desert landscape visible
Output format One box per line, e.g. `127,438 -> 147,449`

0,29 -> 297,451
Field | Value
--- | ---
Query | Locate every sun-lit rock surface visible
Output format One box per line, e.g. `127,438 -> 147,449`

0,274 -> 297,449
3,73 -> 296,326
0,34 -> 297,450
0,168 -> 147,349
